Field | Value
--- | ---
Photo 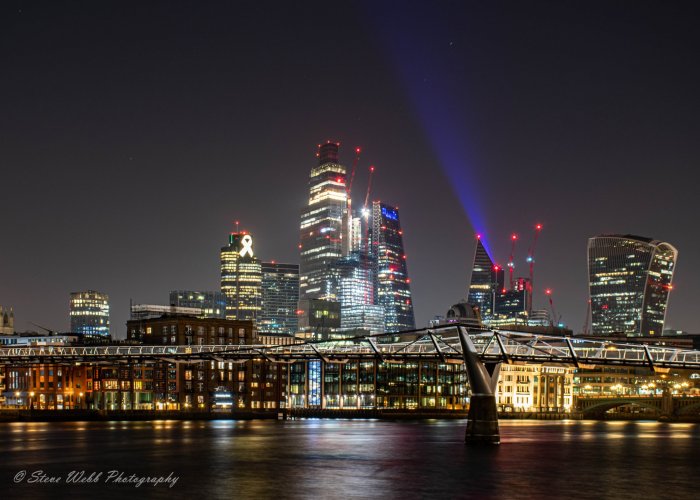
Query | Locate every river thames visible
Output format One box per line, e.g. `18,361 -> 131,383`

1,419 -> 698,499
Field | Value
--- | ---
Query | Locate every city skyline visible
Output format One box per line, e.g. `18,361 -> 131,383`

1,2 -> 699,336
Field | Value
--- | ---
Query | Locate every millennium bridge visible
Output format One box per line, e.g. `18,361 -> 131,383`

2,324 -> 700,444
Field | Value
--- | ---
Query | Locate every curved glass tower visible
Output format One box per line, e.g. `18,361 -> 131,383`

587,235 -> 677,337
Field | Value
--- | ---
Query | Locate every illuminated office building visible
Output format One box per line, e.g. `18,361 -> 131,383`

492,288 -> 530,326
371,202 -> 415,332
221,231 -> 262,321
334,252 -> 384,334
299,141 -> 348,300
69,290 -> 110,337
296,298 -> 341,340
466,238 -> 504,323
260,262 -> 300,335
588,234 -> 677,336
169,290 -> 226,319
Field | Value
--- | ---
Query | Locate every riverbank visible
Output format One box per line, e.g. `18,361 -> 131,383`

1,408 -> 698,423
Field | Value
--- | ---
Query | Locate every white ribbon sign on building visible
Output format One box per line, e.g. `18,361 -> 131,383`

239,234 -> 254,258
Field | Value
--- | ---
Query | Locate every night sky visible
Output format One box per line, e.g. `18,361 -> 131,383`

1,1 -> 699,338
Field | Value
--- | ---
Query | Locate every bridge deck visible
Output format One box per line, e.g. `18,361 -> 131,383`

2,325 -> 700,369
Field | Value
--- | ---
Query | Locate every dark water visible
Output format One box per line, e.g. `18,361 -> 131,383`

0,419 -> 698,499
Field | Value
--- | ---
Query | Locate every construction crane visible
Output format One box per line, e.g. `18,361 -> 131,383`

526,223 -> 542,313
346,147 -> 361,197
343,148 -> 362,256
545,288 -> 561,327
363,165 -> 375,212
361,165 -> 376,305
507,233 -> 517,290
360,166 -> 376,251
582,299 -> 591,335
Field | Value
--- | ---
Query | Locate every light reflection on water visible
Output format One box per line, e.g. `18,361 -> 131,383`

1,419 -> 698,499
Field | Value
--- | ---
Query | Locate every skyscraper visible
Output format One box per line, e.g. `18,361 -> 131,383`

371,201 -> 416,332
260,262 -> 300,335
169,290 -> 226,319
299,141 -> 348,300
69,290 -> 110,337
221,231 -> 262,321
588,234 -> 677,336
334,252 -> 384,334
466,237 -> 504,322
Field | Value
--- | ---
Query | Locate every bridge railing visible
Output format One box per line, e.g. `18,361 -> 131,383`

2,324 -> 700,369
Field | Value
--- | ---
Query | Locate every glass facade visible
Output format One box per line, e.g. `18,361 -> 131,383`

588,234 -> 677,336
169,290 -> 226,319
287,360 -> 468,410
371,202 -> 416,332
327,252 -> 385,334
221,232 -> 262,321
259,262 -> 299,335
466,238 -> 503,323
69,290 -> 110,337
299,142 -> 347,300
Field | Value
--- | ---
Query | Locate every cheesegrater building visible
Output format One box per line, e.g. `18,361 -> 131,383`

588,234 -> 677,336
466,237 -> 504,323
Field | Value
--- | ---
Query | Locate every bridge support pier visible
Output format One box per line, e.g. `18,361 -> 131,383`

458,327 -> 501,445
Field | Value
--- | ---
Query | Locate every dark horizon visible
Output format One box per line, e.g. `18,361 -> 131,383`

1,1 -> 699,337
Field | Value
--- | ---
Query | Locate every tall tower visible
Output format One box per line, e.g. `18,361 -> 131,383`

467,237 -> 503,323
221,231 -> 262,321
588,234 -> 677,336
299,141 -> 348,300
70,291 -> 110,337
371,201 -> 415,332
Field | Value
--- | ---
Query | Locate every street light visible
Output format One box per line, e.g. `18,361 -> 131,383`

29,391 -> 35,410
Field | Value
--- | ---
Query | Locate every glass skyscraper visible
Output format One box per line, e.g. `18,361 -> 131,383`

299,141 -> 348,301
371,201 -> 415,332
169,290 -> 226,319
588,234 -> 677,337
466,238 -> 504,323
333,251 -> 384,334
260,262 -> 300,335
221,231 -> 262,321
69,290 -> 110,337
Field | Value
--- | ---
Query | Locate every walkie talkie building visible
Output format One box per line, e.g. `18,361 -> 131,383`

588,234 -> 677,337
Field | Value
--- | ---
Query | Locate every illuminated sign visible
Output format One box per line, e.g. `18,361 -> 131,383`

239,234 -> 254,258
381,207 -> 398,221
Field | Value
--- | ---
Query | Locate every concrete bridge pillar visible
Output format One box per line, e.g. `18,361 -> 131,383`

458,327 -> 501,444
661,388 -> 674,419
